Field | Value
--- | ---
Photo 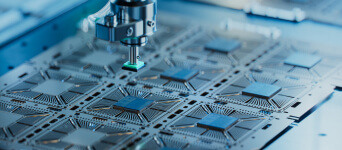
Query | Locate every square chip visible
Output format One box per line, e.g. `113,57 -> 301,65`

160,68 -> 199,82
284,52 -> 322,68
113,96 -> 154,113
205,38 -> 241,53
61,128 -> 105,146
32,80 -> 73,96
242,82 -> 281,99
197,113 -> 238,131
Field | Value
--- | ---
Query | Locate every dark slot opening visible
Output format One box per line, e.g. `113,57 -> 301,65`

70,106 -> 79,110
18,73 -> 28,78
175,109 -> 183,114
291,102 -> 301,108
262,124 -> 272,130
201,92 -> 209,96
168,114 -> 176,119
154,124 -> 162,129
188,100 -> 197,105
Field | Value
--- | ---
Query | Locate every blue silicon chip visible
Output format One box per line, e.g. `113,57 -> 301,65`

113,96 -> 154,113
161,68 -> 199,82
242,82 -> 281,99
197,113 -> 238,131
205,38 -> 241,53
284,52 -> 322,68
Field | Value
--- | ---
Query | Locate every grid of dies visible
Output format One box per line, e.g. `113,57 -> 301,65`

1,11 -> 339,150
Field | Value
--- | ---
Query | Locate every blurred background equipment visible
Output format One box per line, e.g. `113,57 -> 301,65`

189,0 -> 342,25
0,0 -> 106,75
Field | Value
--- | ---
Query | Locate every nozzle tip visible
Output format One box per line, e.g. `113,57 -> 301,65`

122,61 -> 145,72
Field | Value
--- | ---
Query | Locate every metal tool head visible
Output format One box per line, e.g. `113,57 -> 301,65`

95,0 -> 157,72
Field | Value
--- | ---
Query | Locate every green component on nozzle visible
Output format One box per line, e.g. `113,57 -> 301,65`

122,61 -> 145,72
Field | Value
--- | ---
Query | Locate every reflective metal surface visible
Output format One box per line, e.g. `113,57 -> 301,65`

0,0 -> 342,149
267,91 -> 342,150
95,0 -> 157,66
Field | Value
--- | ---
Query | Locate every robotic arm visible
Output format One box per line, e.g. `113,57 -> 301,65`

94,0 -> 157,71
